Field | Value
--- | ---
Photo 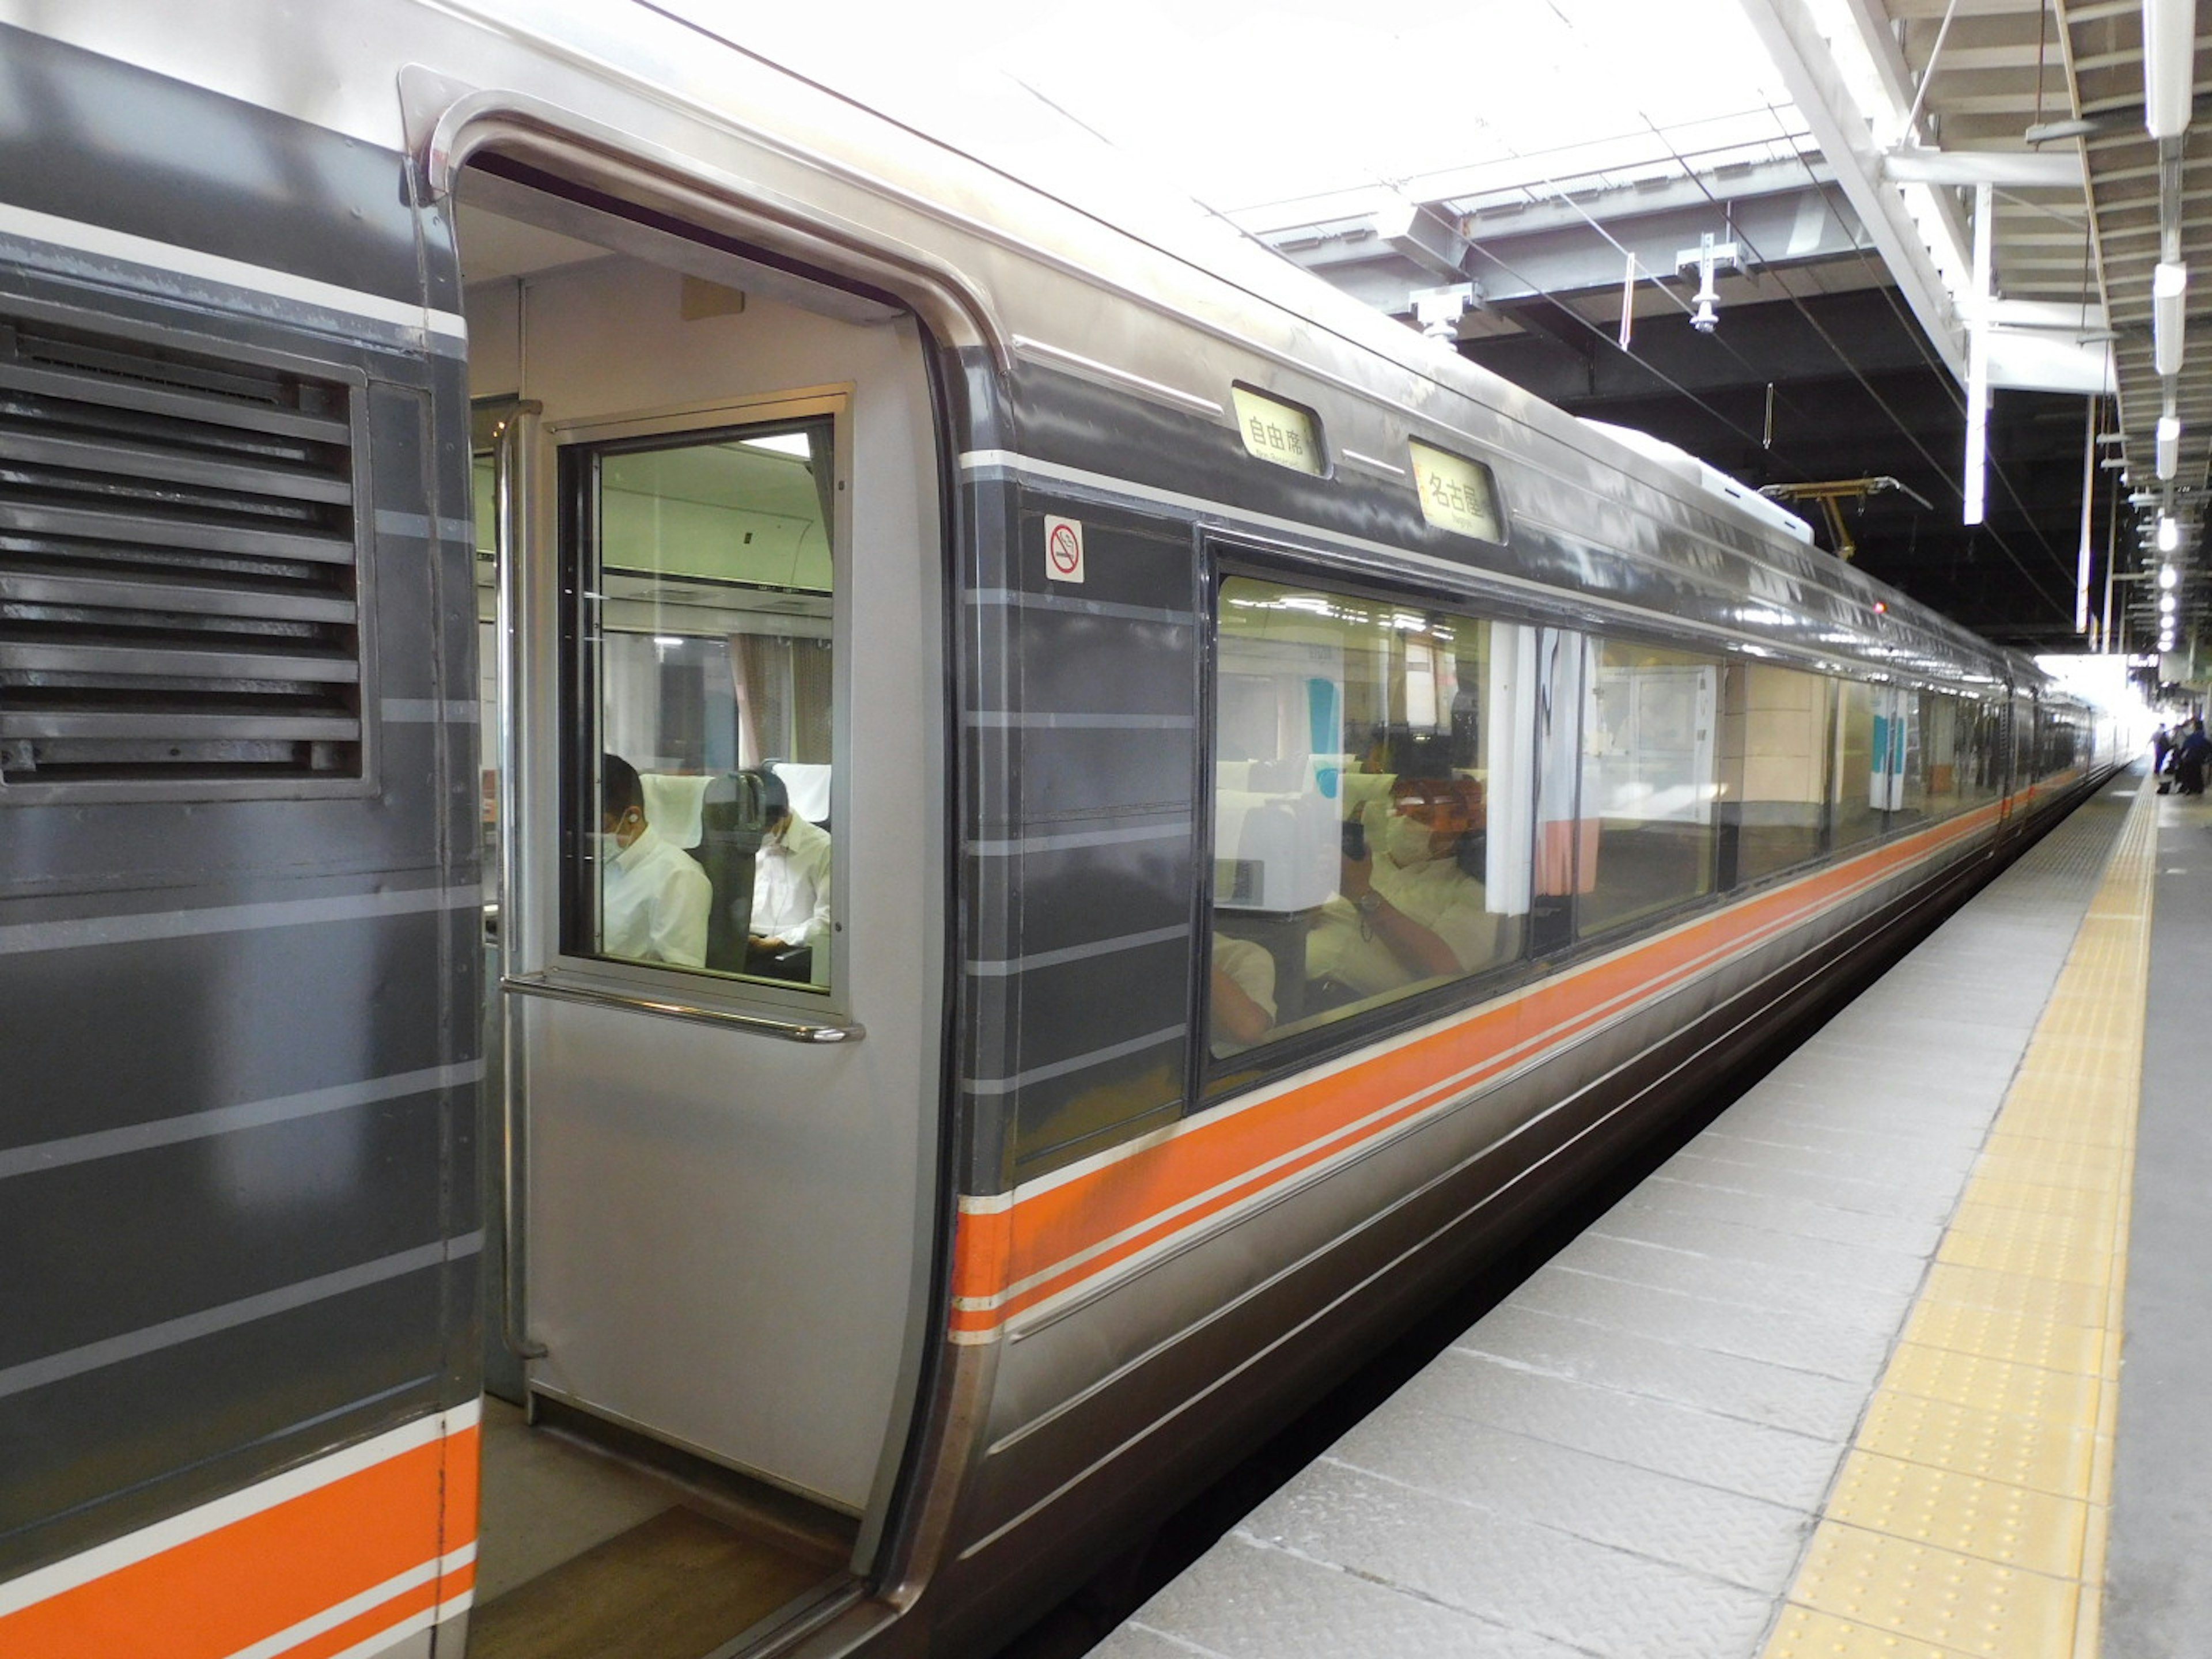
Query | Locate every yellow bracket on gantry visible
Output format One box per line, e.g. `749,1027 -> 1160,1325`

1762,786 -> 2156,1659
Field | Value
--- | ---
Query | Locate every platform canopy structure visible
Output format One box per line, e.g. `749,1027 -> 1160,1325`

1214,0 -> 2207,668
730,0 -> 2203,667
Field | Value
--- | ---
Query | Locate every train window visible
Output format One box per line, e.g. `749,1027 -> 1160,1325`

1407,441 -> 1505,542
1961,699 -> 2006,804
1718,663 -> 1831,884
1912,690 -> 1980,820
1208,576 -> 1532,1060
1830,680 -> 1885,849
1230,385 -> 1326,475
559,412 -> 838,988
1575,639 -> 1721,937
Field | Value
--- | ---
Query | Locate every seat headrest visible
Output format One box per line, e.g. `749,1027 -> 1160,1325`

639,772 -> 709,850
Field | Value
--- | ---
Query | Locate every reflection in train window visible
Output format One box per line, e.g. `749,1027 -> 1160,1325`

1910,689 -> 1995,821
1208,575 -> 1533,1060
560,416 -> 836,988
1719,662 -> 1831,885
1575,638 -> 1721,938
1831,680 -> 1885,850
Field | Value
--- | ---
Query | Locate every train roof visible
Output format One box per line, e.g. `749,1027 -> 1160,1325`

65,0 -> 2058,700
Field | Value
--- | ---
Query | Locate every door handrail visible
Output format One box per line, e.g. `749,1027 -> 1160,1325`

502,972 -> 865,1044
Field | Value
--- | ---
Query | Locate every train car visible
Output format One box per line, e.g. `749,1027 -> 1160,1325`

0,6 -> 2116,1658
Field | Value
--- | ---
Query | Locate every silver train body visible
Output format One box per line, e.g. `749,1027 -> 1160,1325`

0,6 -> 2113,1658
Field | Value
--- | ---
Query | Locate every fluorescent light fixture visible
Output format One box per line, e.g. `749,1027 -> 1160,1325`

2158,415 -> 2182,480
2161,592 -> 2177,613
2162,563 -> 2179,587
653,635 -> 683,647
740,433 -> 815,458
2145,0 -> 2198,138
2160,513 -> 2181,551
2156,263 -> 2189,376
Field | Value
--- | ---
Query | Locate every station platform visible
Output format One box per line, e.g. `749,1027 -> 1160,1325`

1097,769 -> 2208,1659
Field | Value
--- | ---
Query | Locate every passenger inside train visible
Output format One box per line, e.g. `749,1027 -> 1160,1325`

597,751 -> 713,968
745,766 -> 834,983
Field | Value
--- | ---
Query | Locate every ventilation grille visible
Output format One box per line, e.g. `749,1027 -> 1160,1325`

0,317 -> 365,793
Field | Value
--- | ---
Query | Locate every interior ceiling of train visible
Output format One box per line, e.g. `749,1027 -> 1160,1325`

711,0 -> 2205,660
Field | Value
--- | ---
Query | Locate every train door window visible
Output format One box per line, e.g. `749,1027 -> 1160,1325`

1916,690 -> 1971,819
1208,575 -> 1532,1059
1575,638 -> 1721,937
559,409 -> 839,988
1718,662 -> 1831,884
1961,698 -> 2005,804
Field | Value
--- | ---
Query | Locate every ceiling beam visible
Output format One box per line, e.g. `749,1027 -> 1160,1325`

1734,0 -> 1970,381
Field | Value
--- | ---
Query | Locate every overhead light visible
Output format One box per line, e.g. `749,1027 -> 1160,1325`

2161,592 -> 2177,613
2162,563 -> 2180,587
2158,415 -> 2182,480
2156,263 -> 2189,376
740,433 -> 815,459
2160,514 -> 2181,551
2146,0 -> 2198,138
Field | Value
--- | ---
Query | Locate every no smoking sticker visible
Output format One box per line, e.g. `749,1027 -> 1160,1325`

1044,515 -> 1085,584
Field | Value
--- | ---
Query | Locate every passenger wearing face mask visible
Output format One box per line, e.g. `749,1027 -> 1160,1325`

1305,765 -> 1502,1005
597,752 -> 711,968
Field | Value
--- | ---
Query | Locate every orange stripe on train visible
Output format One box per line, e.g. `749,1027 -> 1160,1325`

0,1419 -> 479,1659
952,802 -> 2004,1332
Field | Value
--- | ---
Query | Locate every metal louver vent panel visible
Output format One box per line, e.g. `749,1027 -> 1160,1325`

0,316 -> 368,794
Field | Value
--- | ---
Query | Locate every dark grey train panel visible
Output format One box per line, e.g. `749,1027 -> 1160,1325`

0,1263 -> 461,1581
0,25 -> 425,312
0,1091 -> 453,1369
964,726 -> 1197,831
0,906 -> 467,1148
0,41 -> 480,1601
960,487 -> 1206,1186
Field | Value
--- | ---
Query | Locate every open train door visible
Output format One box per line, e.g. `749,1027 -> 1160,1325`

450,147 -> 948,1647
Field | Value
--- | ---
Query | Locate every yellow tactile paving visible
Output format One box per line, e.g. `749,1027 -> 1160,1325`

1920,1262 -> 2108,1328
1900,1300 -> 2107,1377
1934,1232 -> 2114,1289
1825,1449 -> 2090,1578
1879,1344 -> 2102,1427
1855,1391 -> 2098,1501
1789,1522 -> 2080,1655
1761,785 -> 2156,1659
1764,1604 -> 1967,1658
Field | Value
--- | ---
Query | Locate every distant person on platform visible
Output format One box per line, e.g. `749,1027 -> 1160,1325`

2175,720 -> 2211,796
2152,724 -> 2173,777
599,752 -> 711,967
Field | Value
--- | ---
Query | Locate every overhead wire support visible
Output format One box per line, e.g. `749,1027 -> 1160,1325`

1759,476 -> 1937,559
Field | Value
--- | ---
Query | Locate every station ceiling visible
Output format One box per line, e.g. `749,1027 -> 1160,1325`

740,0 -> 2198,659
1216,0 -> 2202,660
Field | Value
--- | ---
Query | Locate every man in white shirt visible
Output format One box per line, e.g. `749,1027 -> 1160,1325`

1306,771 -> 1502,1002
599,753 -> 711,969
747,772 -> 833,984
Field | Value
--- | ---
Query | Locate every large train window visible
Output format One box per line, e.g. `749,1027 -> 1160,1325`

1207,575 -> 1532,1059
558,408 -> 838,988
1575,639 -> 1722,937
